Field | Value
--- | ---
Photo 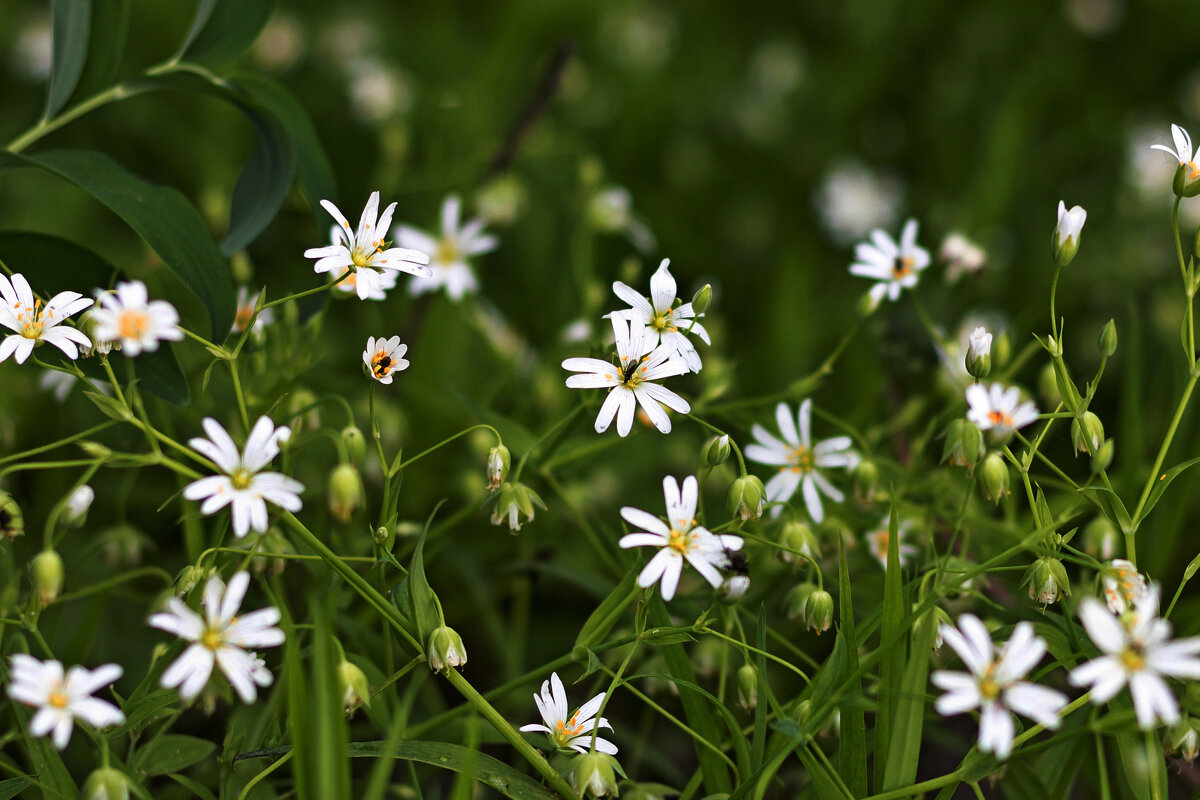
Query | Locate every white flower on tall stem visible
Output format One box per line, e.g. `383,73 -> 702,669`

1070,585 -> 1200,729
562,315 -> 691,437
7,655 -> 124,749
848,218 -> 931,303
932,616 -> 1067,759
149,571 -> 284,703
399,195 -> 498,301
519,671 -> 617,754
90,280 -> 183,356
745,400 -> 859,522
618,475 -> 743,601
305,192 -> 431,299
1151,123 -> 1199,178
362,336 -> 409,384
326,222 -> 399,301
609,259 -> 710,373
965,383 -> 1038,438
183,417 -> 304,538
0,272 -> 93,364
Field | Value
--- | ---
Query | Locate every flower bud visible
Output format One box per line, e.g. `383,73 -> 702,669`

61,485 -> 94,528
736,664 -> 758,710
802,589 -> 835,635
785,582 -> 817,622
1071,411 -> 1105,456
31,550 -> 64,608
1025,556 -> 1070,605
778,520 -> 820,565
1168,717 -> 1200,760
338,660 -> 372,714
853,459 -> 878,499
587,186 -> 632,232
327,463 -> 365,523
718,575 -> 750,604
1052,201 -> 1087,267
571,752 -> 623,798
1091,438 -> 1115,473
1038,361 -> 1061,407
978,452 -> 1009,504
857,288 -> 883,317
965,326 -> 992,380
1173,162 -> 1200,199
175,565 -> 215,596
691,284 -> 713,315
97,523 -> 151,568
487,445 -> 511,490
726,475 -> 765,521
1082,516 -> 1119,561
341,425 -> 366,464
488,482 -> 545,532
426,625 -> 468,671
702,435 -> 731,467
1102,559 -> 1147,616
1098,319 -> 1118,357
0,491 -> 24,539
942,419 -> 984,470
82,767 -> 131,800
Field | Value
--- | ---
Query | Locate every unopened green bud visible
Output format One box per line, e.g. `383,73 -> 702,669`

803,589 -> 834,635
853,459 -> 878,498
778,520 -> 820,565
571,751 -> 624,798
487,445 -> 511,490
785,582 -> 817,622
1083,516 -> 1119,560
736,664 -> 758,711
341,426 -> 366,464
78,440 -> 113,459
942,419 -> 984,469
338,660 -> 371,714
1173,161 -> 1200,199
374,525 -> 393,547
858,289 -> 883,317
175,565 -> 215,596
31,550 -> 64,608
727,475 -> 765,521
1091,439 -> 1115,473
691,284 -> 713,315
1025,556 -> 1071,605
327,463 -> 364,523
83,767 -> 131,800
287,388 -> 320,434
965,326 -> 993,379
978,451 -> 1009,504
427,625 -> 468,671
0,491 -> 24,539
1052,201 -> 1087,266
1071,411 -> 1105,456
1098,319 -> 1118,357
1038,362 -> 1061,407
703,435 -> 732,467
61,485 -> 94,528
1169,717 -> 1200,760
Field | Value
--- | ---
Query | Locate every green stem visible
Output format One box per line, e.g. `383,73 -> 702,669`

228,360 -> 251,432
1130,371 -> 1199,530
686,414 -> 746,475
512,406 -> 584,482
0,421 -> 117,466
51,567 -> 176,605
393,424 -> 502,474
860,772 -> 962,800
99,355 -> 128,408
6,81 -> 138,152
1049,265 -> 1062,340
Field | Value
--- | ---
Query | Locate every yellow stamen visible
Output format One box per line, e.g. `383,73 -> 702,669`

117,310 -> 151,341
231,468 -> 253,490
48,690 -> 68,709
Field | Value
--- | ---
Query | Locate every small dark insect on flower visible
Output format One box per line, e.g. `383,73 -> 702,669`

373,356 -> 392,377
726,549 -> 749,576
620,359 -> 640,383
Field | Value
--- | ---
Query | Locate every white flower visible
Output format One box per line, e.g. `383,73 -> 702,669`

1070,585 -> 1200,729
231,287 -> 273,337
865,518 -> 919,570
1053,201 -> 1087,250
931,616 -> 1067,760
0,272 -> 93,364
618,475 -> 743,601
814,161 -> 903,245
400,196 -> 498,301
610,259 -> 710,373
63,485 -> 94,525
363,336 -> 409,384
327,224 -> 400,301
7,654 -> 124,749
519,671 -> 617,755
587,186 -> 656,252
1103,559 -> 1148,616
965,383 -> 1038,437
90,280 -> 183,356
562,314 -> 691,438
304,192 -> 431,299
149,571 -> 284,703
745,400 -> 859,522
940,232 -> 986,283
848,219 -> 931,304
967,327 -> 992,361
183,417 -> 304,538
1151,123 -> 1200,176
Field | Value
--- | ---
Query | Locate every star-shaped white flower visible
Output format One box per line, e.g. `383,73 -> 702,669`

519,671 -> 617,754
745,400 -> 859,523
618,475 -> 743,601
183,416 -> 304,538
932,616 -> 1067,760
400,195 -> 498,301
965,383 -> 1038,437
7,654 -> 124,750
326,224 -> 400,301
848,218 -> 931,303
149,571 -> 284,703
363,336 -> 409,384
562,314 -> 691,437
305,191 -> 431,298
1151,123 -> 1200,178
90,280 -> 183,356
1070,585 -> 1200,729
0,272 -> 93,364
610,258 -> 710,373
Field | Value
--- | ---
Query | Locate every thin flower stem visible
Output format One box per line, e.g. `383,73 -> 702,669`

1049,265 -> 1062,341
237,751 -> 292,800
859,772 -> 962,800
6,79 -> 139,152
686,414 -> 746,475
228,360 -> 252,432
52,566 -> 174,605
99,355 -> 128,408
512,405 -> 584,482
537,467 -> 625,578
1130,370 -> 1199,532
590,638 -> 640,751
0,421 -> 117,466
176,325 -> 225,354
44,461 -> 103,549
393,424 -> 503,474
258,271 -> 352,311
699,625 -> 811,684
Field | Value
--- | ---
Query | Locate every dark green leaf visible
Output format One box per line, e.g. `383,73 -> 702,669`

408,508 -> 444,645
836,537 -> 867,797
1136,455 -> 1200,526
794,741 -> 853,800
177,0 -> 274,66
107,688 -> 179,737
84,390 -> 132,421
0,231 -> 116,292
220,98 -> 294,255
881,604 -> 937,791
874,497 -> 905,790
46,0 -> 91,118
130,734 -> 216,776
114,345 -> 191,406
167,773 -> 218,800
68,0 -> 131,102
0,778 -> 29,800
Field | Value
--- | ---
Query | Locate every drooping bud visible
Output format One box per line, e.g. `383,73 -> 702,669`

978,452 -> 1009,504
726,475 -> 766,521
785,582 -> 817,622
1082,516 -> 1119,561
691,283 -> 713,315
341,425 -> 366,464
175,565 -> 215,597
778,520 -> 820,565
964,326 -> 993,380
941,419 -> 984,470
327,463 -> 365,523
1091,439 -> 1115,473
486,445 -> 511,490
1168,717 -> 1200,760
1070,411 -> 1104,457
718,575 -> 750,604
702,435 -> 731,467
426,625 -> 468,671
31,550 -> 64,608
571,751 -> 624,798
60,484 -> 94,528
1098,319 -> 1118,357
1052,201 -> 1087,267
736,664 -> 758,711
1037,361 -> 1061,407
338,660 -> 372,714
1024,556 -> 1071,605
488,482 -> 545,532
0,491 -> 24,539
857,288 -> 883,317
802,589 -> 835,635
82,767 -> 131,800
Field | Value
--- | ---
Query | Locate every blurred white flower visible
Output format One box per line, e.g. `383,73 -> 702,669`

618,475 -> 743,601
251,12 -> 306,73
149,571 -> 284,703
231,287 -> 273,337
7,655 -> 124,750
306,192 -> 431,296
1102,559 -> 1148,616
346,58 -> 414,124
63,485 -> 94,525
609,259 -> 710,373
1064,0 -> 1123,37
1152,124 -> 1200,178
519,671 -> 617,754
966,383 -> 1038,437
940,232 -> 986,283
10,14 -> 52,82
363,336 -> 409,385
90,280 -> 183,357
400,196 -> 497,301
0,272 -> 93,364
814,162 -> 903,245
865,519 -> 919,570
848,219 -> 931,304
587,187 -> 656,253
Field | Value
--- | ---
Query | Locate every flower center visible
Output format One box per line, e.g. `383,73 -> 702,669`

231,468 -> 253,490
372,350 -> 393,379
987,410 -> 1013,427
48,689 -> 69,709
17,299 -> 48,339
650,310 -> 677,333
233,305 -> 254,332
553,712 -> 586,745
117,310 -> 151,340
892,256 -> 915,280
786,445 -> 814,473
619,355 -> 649,389
201,627 -> 224,651
1119,648 -> 1145,672
668,527 -> 694,554
436,238 -> 460,265
1187,160 -> 1200,180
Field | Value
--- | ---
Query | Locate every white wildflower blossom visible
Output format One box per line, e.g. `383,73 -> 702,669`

965,383 -> 1038,437
400,195 -> 498,301
1103,559 -> 1149,616
89,280 -> 183,356
609,259 -> 710,373
519,672 -> 617,754
363,336 -> 409,385
7,655 -> 124,750
848,218 -> 931,303
0,272 -> 93,364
